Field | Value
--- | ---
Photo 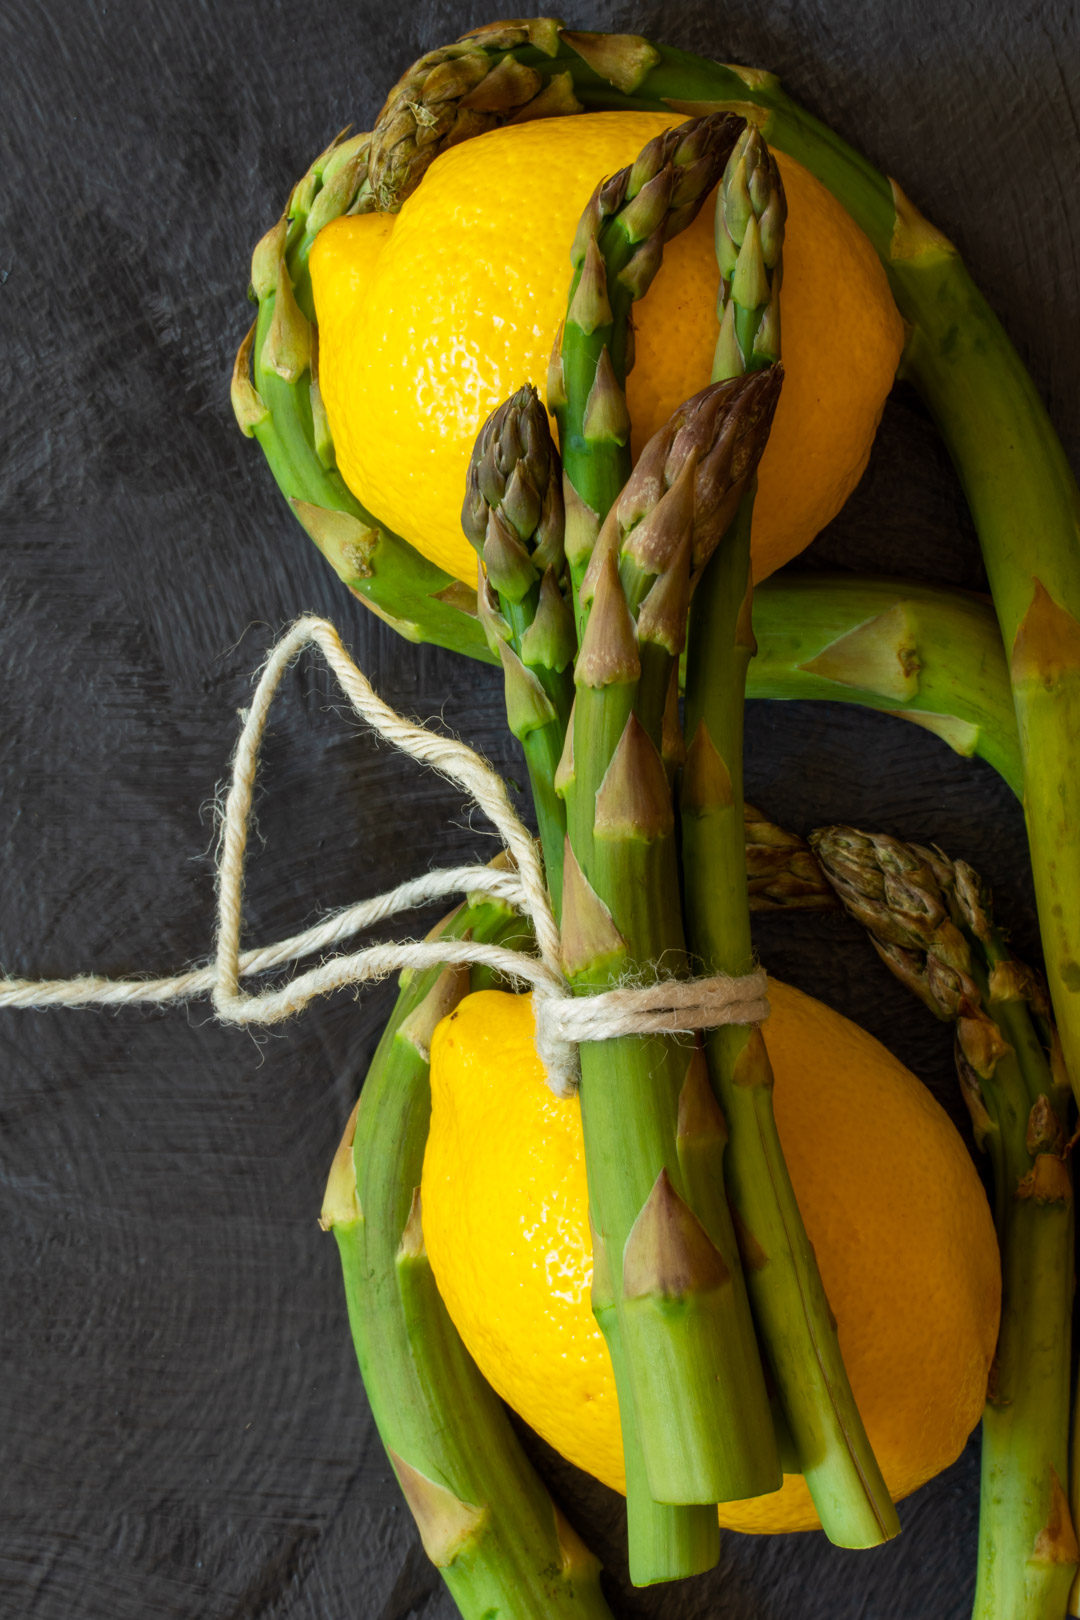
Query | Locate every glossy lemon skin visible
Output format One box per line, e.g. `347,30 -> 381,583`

422,980 -> 1000,1533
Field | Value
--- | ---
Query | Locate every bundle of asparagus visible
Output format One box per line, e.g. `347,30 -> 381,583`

235,18 -> 1080,1619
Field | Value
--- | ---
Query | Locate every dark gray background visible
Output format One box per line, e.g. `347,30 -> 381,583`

2,2 -> 1077,1616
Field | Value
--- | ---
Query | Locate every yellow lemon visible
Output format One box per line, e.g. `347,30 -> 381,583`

421,981 -> 999,1533
311,113 -> 904,586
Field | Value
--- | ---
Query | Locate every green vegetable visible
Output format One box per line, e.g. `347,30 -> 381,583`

462,386 -> 574,904
366,19 -> 581,211
551,111 -> 744,625
811,827 -> 1077,1618
677,128 -> 897,1550
748,574 -> 1022,795
233,137 -> 494,665
322,877 -> 614,1620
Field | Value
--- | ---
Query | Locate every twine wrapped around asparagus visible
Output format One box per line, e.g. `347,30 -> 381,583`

0,615 -> 770,1101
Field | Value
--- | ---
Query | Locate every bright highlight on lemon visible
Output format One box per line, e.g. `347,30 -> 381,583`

421,981 -> 999,1534
311,112 -> 904,586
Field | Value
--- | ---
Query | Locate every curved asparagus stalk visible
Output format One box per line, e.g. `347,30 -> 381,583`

681,129 -> 898,1548
811,827 -> 1078,1620
322,879 -> 615,1620
233,138 -> 494,665
592,32 -> 1080,1119
748,574 -> 1022,796
462,386 -> 574,904
552,112 -> 744,620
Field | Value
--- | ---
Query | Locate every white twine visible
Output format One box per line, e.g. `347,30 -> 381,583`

0,615 -> 768,1096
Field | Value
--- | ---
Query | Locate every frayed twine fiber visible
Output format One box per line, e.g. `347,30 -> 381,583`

0,616 -> 767,1095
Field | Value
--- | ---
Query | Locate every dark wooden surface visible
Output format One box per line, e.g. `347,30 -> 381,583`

2,3 -> 1077,1616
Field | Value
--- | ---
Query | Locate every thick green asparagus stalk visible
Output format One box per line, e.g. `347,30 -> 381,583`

322,879 -> 615,1620
680,129 -> 898,1548
562,577 -> 771,1577
462,386 -> 574,904
551,111 -> 744,619
811,827 -> 1078,1620
748,574 -> 1022,796
683,511 -> 897,1547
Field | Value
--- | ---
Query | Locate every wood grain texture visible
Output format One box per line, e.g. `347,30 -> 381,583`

0,1 -> 1076,1615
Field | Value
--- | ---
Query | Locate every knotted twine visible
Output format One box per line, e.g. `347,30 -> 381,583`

0,616 -> 768,1095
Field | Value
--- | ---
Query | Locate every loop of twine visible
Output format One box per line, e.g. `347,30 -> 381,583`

0,616 -> 768,1096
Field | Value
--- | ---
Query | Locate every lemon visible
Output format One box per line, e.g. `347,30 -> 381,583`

421,980 -> 1000,1534
311,113 -> 904,585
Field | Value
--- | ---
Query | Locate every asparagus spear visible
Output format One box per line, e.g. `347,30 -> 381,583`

551,111 -> 744,621
811,827 -> 1078,1620
322,878 -> 615,1620
712,124 -> 784,377
462,386 -> 574,905
680,127 -> 898,1548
